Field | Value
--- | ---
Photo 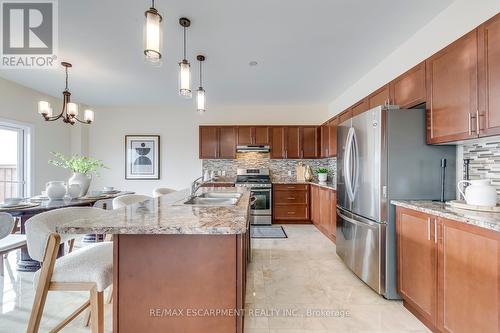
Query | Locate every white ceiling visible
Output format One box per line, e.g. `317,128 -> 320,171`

0,0 -> 453,108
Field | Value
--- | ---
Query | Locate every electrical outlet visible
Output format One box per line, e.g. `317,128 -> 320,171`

288,170 -> 292,176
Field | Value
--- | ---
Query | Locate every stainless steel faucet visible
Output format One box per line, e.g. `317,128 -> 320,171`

190,176 -> 204,197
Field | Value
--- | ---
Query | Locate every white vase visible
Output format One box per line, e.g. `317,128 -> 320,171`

318,173 -> 328,182
69,172 -> 91,196
46,181 -> 67,200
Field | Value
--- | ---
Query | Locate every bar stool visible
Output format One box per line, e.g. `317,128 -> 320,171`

26,207 -> 112,333
0,212 -> 27,276
152,187 -> 175,198
112,194 -> 152,209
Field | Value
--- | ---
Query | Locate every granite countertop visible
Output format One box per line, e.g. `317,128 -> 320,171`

201,175 -> 337,190
203,177 -> 236,184
391,200 -> 500,233
56,187 -> 251,235
272,177 -> 337,190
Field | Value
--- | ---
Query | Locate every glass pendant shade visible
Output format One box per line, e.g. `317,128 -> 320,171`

84,109 -> 94,123
144,8 -> 162,64
38,101 -> 51,115
197,87 -> 205,112
67,102 -> 78,117
179,60 -> 191,98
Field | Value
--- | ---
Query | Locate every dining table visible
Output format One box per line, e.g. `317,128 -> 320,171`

1,191 -> 133,272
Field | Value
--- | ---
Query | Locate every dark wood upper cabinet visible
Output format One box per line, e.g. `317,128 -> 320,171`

237,126 -> 270,145
237,127 -> 253,145
478,14 -> 500,137
218,127 -> 236,159
351,99 -> 369,117
328,117 -> 338,157
368,85 -> 390,109
321,124 -> 329,158
390,62 -> 426,108
396,208 -> 437,327
302,126 -> 319,159
199,126 -> 218,159
285,127 -> 301,159
254,126 -> 270,145
270,127 -> 285,159
426,30 -> 479,144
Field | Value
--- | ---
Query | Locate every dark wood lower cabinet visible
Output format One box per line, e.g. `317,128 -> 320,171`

396,208 -> 437,327
273,184 -> 309,223
310,184 -> 336,242
113,232 -> 249,333
396,207 -> 499,333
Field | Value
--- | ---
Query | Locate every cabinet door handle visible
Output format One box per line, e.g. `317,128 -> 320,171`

434,219 -> 437,244
287,197 -> 296,200
287,211 -> 296,215
476,110 -> 480,135
468,113 -> 472,136
287,186 -> 295,189
427,218 -> 431,241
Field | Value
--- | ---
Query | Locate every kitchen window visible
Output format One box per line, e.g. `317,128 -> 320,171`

0,121 -> 31,201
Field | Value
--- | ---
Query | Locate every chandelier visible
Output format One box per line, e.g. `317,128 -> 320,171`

37,62 -> 94,125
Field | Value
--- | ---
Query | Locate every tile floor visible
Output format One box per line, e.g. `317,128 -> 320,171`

0,225 -> 430,332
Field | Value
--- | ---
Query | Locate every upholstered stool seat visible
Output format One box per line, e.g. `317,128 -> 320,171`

34,242 -> 112,292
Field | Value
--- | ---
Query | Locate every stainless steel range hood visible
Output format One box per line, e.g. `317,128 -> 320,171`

236,145 -> 270,153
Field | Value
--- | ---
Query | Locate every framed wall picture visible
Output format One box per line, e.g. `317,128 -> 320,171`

125,135 -> 160,180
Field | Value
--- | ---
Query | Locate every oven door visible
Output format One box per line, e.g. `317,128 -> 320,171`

250,187 -> 271,216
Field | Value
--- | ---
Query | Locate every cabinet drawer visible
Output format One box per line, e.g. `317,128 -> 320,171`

274,184 -> 308,191
274,190 -> 308,205
274,205 -> 308,220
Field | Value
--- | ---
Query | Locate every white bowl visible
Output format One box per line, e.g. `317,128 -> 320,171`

103,187 -> 114,192
4,197 -> 23,205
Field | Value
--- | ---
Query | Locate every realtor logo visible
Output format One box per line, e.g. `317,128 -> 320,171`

1,0 -> 58,68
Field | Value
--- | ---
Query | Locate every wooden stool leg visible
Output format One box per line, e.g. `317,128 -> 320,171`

27,234 -> 60,333
106,285 -> 113,304
67,239 -> 75,253
89,288 -> 104,333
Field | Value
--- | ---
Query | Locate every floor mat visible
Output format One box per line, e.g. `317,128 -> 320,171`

250,225 -> 287,239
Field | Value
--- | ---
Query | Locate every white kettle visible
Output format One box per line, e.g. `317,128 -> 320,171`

457,179 -> 497,207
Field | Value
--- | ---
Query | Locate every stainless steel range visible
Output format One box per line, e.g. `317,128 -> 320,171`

235,168 -> 272,225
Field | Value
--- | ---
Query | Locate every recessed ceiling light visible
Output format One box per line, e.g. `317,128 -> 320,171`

249,61 -> 258,66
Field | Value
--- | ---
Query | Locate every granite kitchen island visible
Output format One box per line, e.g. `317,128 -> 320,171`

57,187 -> 251,333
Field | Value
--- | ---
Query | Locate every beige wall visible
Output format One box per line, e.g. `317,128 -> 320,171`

0,77 -> 81,194
87,105 -> 327,195
328,0 -> 500,116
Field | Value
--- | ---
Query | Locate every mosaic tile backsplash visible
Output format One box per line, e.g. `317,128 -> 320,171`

202,152 -> 337,182
462,139 -> 500,200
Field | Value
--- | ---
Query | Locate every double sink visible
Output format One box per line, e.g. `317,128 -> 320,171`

184,192 -> 242,206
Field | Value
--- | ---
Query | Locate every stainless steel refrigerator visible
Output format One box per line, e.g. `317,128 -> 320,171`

336,105 -> 456,299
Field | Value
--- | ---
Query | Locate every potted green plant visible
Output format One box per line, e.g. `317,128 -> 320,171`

317,167 -> 328,182
49,152 -> 108,196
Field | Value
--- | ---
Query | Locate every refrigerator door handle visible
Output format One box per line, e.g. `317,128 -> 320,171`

344,128 -> 355,202
337,208 -> 379,228
351,128 -> 360,199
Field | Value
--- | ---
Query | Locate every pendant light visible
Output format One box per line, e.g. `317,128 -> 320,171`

178,17 -> 191,98
196,55 -> 206,113
38,62 -> 94,125
144,0 -> 163,64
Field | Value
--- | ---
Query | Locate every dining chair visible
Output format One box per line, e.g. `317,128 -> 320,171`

26,207 -> 112,333
152,187 -> 175,198
112,194 -> 152,209
0,212 -> 27,276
